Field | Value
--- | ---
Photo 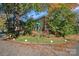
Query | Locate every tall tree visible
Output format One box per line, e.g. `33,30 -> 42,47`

2,3 -> 48,15
2,3 -> 48,36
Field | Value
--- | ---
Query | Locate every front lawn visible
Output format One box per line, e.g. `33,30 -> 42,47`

16,35 -> 68,44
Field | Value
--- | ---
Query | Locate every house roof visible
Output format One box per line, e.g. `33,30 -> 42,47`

19,9 -> 48,22
73,6 -> 79,14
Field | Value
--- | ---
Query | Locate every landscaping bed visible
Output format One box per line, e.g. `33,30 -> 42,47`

0,34 -> 79,56
16,34 -> 79,44
0,39 -> 77,56
16,35 -> 65,44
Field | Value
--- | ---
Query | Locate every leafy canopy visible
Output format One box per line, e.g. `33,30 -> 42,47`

48,4 -> 77,36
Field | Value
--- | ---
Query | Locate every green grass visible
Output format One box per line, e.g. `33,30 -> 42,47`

16,35 -> 67,44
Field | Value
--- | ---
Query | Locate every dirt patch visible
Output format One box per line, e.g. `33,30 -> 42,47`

0,40 -> 77,56
0,34 -> 79,56
65,34 -> 79,40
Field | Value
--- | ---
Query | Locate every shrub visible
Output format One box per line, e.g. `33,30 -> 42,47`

24,19 -> 36,34
0,18 -> 6,31
48,4 -> 77,37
